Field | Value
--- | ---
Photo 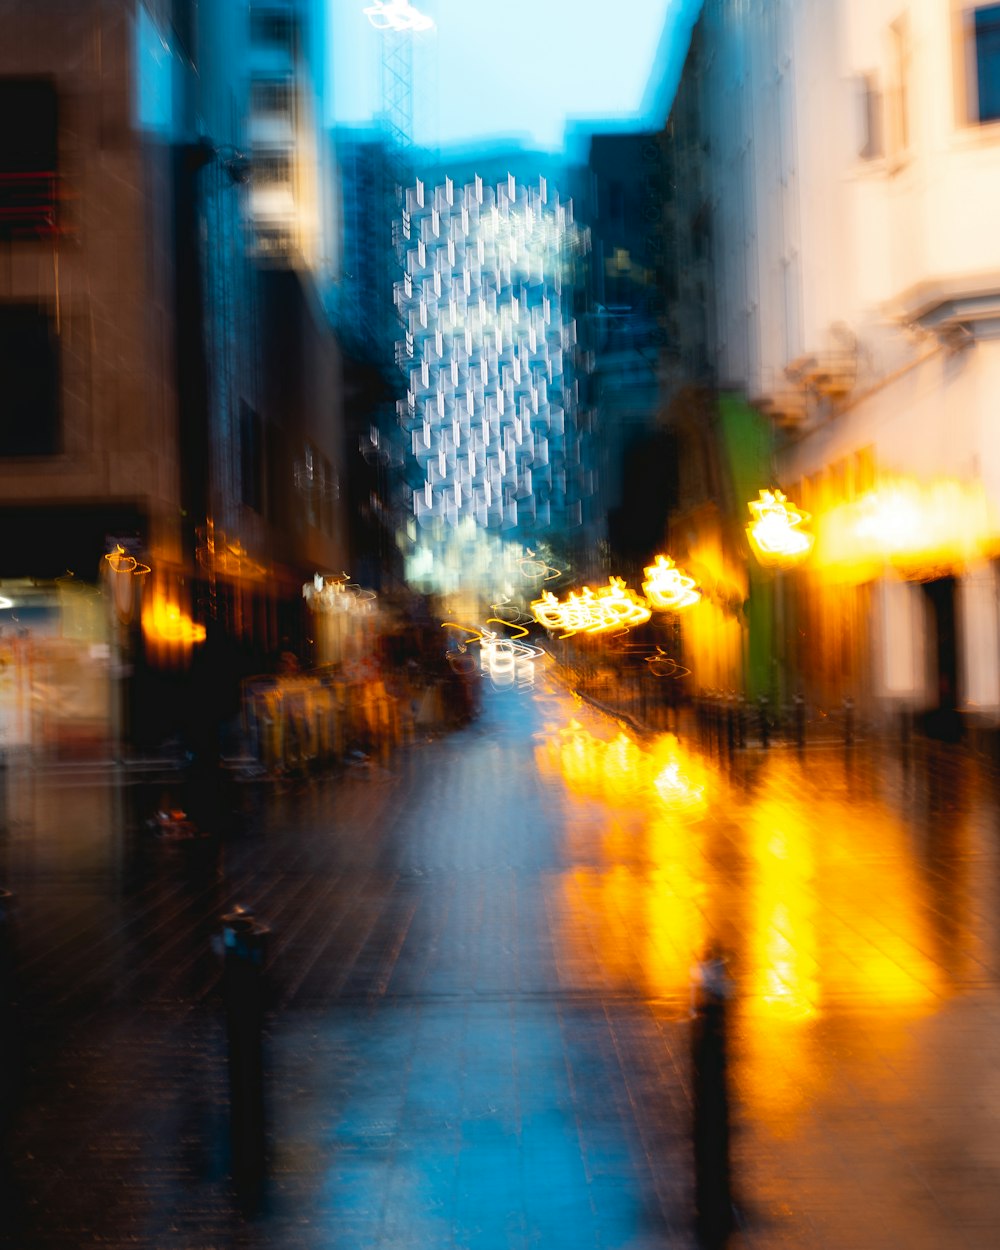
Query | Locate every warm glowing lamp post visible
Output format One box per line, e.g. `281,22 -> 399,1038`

746,490 -> 814,737
642,555 -> 700,727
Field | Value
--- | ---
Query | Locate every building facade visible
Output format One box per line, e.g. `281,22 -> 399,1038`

665,0 -> 1000,734
0,0 -> 346,757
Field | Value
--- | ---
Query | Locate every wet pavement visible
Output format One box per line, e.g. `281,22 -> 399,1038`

2,664 -> 1000,1247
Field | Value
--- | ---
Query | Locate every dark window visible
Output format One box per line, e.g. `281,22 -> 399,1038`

975,4 -> 1000,122
858,72 -> 883,158
240,401 -> 263,511
0,304 -> 60,456
0,77 -> 58,239
253,151 -> 292,184
251,78 -> 294,115
250,10 -> 296,49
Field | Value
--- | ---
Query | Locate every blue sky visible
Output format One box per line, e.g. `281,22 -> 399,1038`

330,0 -> 702,153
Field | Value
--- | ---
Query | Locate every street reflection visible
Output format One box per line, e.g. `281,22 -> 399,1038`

537,696 -> 949,1132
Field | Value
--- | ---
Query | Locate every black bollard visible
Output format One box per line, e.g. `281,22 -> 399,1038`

737,697 -> 746,749
221,906 -> 269,1205
691,951 -> 734,1247
844,696 -> 855,748
794,694 -> 805,750
758,696 -> 769,750
726,700 -> 735,757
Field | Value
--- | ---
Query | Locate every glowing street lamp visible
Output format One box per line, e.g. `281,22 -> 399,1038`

531,577 -> 651,637
642,554 -> 700,610
746,489 -> 814,568
364,0 -> 434,32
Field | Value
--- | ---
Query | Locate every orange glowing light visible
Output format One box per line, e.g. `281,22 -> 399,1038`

196,521 -> 267,581
815,476 -> 999,582
642,555 -> 700,610
652,761 -> 706,812
746,490 -> 814,567
103,543 -> 151,577
530,577 -> 651,636
142,595 -> 206,646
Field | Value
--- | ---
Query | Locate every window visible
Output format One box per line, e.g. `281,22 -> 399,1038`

857,72 -> 884,159
0,304 -> 60,456
888,16 -> 912,159
0,77 -> 58,238
973,4 -> 1000,121
250,10 -> 295,50
252,152 -> 292,185
250,78 -> 294,116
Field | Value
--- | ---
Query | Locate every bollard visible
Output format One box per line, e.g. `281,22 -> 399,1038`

844,696 -> 855,748
221,906 -> 269,1204
794,694 -> 805,750
726,700 -> 735,757
737,697 -> 746,749
691,950 -> 734,1247
758,697 -> 769,750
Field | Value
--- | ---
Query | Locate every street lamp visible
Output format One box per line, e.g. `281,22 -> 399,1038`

746,489 -> 813,568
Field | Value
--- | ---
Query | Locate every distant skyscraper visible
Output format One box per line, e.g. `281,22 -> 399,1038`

393,173 -> 590,547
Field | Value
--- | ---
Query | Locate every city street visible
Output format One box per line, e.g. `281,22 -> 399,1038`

3,662 -> 1000,1249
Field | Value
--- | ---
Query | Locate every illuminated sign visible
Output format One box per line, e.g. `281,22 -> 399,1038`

747,489 -> 814,568
642,554 -> 700,610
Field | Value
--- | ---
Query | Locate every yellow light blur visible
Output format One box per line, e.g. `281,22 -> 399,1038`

530,577 -> 651,636
747,489 -> 814,567
642,554 -> 701,610
142,593 -> 206,648
814,476 -> 999,583
196,520 -> 267,581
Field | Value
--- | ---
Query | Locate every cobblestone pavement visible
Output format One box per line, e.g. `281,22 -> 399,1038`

2,662 -> 1000,1248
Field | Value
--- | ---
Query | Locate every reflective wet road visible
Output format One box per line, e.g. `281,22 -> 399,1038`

2,665 -> 1000,1248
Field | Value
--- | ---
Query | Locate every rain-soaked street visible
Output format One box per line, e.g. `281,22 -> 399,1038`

4,665 -> 1000,1249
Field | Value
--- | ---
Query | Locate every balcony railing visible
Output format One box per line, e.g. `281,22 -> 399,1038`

0,171 -> 59,239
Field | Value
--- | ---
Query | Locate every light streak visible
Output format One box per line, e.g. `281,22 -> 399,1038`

746,489 -> 814,568
303,573 -> 377,615
196,522 -> 267,581
530,577 -> 651,637
645,648 -> 691,679
518,549 -> 562,584
642,554 -> 700,610
363,0 -> 433,32
103,543 -> 151,577
442,618 -> 543,688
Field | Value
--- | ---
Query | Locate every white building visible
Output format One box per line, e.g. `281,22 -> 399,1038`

685,0 -> 1000,732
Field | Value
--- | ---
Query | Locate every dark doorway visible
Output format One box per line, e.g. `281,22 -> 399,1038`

920,576 -> 962,741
